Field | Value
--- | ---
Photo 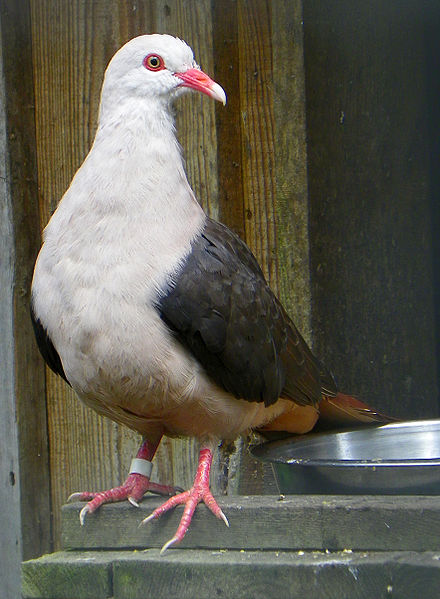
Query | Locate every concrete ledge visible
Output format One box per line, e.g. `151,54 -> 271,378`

22,549 -> 440,599
62,494 -> 440,551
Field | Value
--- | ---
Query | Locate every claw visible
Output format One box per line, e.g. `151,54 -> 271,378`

67,492 -> 83,503
79,504 -> 90,526
160,536 -> 179,554
139,512 -> 156,527
219,509 -> 230,528
128,496 -> 140,508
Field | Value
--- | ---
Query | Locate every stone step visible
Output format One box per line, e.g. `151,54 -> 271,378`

62,494 -> 440,552
22,548 -> 440,599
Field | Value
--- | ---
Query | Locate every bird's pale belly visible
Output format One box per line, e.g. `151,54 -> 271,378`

60,302 -> 287,442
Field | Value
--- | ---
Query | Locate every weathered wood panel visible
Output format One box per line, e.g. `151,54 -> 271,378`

303,0 -> 440,418
0,22 -> 22,599
238,0 -> 278,291
212,0 -> 246,239
22,549 -> 440,599
23,496 -> 440,598
0,0 -> 52,569
61,495 -> 440,552
221,0 -> 312,494
272,0 -> 313,341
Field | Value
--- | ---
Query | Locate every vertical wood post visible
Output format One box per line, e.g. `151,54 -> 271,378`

0,24 -> 22,599
0,1 -> 52,596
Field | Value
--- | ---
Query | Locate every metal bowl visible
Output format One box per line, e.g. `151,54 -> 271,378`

251,419 -> 440,495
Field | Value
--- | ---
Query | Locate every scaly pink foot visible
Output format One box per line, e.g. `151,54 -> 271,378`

68,438 -> 178,523
141,447 -> 229,553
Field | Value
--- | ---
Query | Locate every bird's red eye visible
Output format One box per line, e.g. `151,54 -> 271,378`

143,54 -> 165,71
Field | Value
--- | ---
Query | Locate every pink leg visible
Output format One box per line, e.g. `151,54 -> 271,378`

141,445 -> 229,553
68,437 -> 178,524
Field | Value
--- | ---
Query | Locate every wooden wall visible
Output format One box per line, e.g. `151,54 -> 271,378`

0,21 -> 23,598
303,0 -> 440,419
1,2 -> 439,594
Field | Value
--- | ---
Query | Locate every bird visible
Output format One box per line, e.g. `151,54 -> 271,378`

31,34 -> 391,553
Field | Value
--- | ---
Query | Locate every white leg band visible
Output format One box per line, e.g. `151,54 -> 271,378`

129,458 -> 153,478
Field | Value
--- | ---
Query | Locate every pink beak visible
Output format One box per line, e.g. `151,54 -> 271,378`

174,68 -> 226,105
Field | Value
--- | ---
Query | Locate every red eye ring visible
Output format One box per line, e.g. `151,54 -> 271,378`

143,54 -> 165,71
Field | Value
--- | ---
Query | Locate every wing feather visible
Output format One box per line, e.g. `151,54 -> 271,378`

30,302 -> 70,384
158,218 -> 335,406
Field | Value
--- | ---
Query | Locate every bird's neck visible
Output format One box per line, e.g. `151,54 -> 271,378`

93,96 -> 187,193
68,96 -> 204,224
96,94 -> 179,148
44,96 -> 206,267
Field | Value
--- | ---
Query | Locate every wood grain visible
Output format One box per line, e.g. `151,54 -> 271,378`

238,0 -> 279,292
62,495 -> 440,552
155,0 -> 220,218
209,0 -> 313,495
0,0 -> 52,564
212,0 -> 245,239
22,548 -> 440,599
0,14 -> 25,598
272,0 -> 313,345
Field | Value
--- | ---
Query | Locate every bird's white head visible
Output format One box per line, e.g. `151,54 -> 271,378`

101,34 -> 226,110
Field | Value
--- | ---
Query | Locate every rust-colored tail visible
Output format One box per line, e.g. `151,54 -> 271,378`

259,393 -> 397,439
318,393 -> 397,429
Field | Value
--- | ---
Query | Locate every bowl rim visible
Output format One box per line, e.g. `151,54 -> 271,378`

251,418 -> 440,467
275,458 -> 440,468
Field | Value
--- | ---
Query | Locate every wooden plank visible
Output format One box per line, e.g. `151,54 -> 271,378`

0,0 -> 52,564
112,551 -> 440,599
272,0 -> 313,344
22,551 -> 113,599
238,0 -> 278,291
22,549 -> 440,599
0,20 -> 23,599
117,0 -> 156,45
30,0 -> 121,225
155,0 -> 220,218
303,0 -> 439,418
212,0 -> 245,238
61,495 -> 440,552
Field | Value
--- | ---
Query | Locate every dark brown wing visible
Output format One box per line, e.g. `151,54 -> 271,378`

158,217 -> 335,407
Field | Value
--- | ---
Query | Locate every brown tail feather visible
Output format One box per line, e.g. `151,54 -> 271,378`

317,393 -> 398,429
258,393 -> 397,439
